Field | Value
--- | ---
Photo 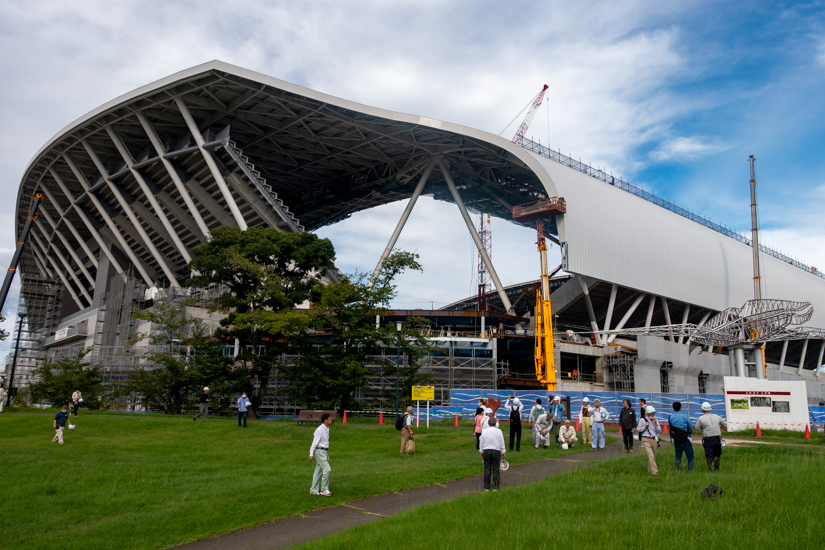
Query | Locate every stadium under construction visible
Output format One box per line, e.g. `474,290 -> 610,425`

6,61 -> 825,416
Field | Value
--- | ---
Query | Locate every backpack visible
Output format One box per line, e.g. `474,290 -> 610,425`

395,414 -> 407,431
531,406 -> 544,421
510,406 -> 521,423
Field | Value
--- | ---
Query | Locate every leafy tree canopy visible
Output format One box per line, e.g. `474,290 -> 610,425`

29,348 -> 104,408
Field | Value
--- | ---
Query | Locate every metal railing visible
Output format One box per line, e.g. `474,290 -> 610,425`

518,137 -> 825,280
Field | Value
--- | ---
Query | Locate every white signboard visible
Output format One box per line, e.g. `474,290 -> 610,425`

723,376 -> 809,432
54,328 -> 68,341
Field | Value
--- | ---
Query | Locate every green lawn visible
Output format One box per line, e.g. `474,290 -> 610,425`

0,412 -> 604,550
294,443 -> 825,550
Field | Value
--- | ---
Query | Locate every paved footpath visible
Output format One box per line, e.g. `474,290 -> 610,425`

174,440 -> 649,550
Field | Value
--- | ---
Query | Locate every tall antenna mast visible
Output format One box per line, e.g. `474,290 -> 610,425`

749,155 -> 761,300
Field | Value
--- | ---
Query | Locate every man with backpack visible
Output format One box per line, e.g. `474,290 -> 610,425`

504,397 -> 522,451
397,405 -> 414,454
529,398 -> 545,448
668,402 -> 694,471
548,395 -> 566,441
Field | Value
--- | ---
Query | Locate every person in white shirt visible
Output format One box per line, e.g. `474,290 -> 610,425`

71,388 -> 82,416
309,413 -> 334,496
558,419 -> 577,448
400,406 -> 415,453
534,413 -> 553,448
504,397 -> 523,452
478,417 -> 506,491
591,399 -> 609,451
480,407 -> 494,431
637,406 -> 661,476
529,399 -> 545,448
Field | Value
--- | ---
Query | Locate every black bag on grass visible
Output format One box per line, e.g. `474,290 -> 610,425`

701,485 -> 723,499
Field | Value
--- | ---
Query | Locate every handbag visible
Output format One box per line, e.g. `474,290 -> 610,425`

405,438 -> 416,454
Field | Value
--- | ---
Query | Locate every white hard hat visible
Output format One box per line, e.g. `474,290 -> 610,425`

513,398 -> 521,405
554,395 -> 561,401
203,387 -> 210,391
484,407 -> 493,414
701,402 -> 712,411
582,397 -> 589,403
646,406 -> 656,414
562,443 -> 569,450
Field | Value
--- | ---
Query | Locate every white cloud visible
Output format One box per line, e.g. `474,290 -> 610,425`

650,136 -> 729,161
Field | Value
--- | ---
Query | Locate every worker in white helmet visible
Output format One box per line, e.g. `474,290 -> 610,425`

695,402 -> 726,471
579,397 -> 593,446
193,387 -> 210,421
637,406 -> 661,476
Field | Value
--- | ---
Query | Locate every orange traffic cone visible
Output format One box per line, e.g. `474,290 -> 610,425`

755,422 -> 762,437
663,420 -> 668,435
454,413 -> 459,427
617,423 -> 622,434
379,411 -> 384,425
575,417 -> 580,432
343,410 -> 347,423
804,424 -> 811,439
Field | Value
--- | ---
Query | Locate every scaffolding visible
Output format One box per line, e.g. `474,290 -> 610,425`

605,351 -> 636,392
4,275 -> 61,386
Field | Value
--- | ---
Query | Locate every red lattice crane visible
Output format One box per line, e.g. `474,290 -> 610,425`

512,84 -> 548,144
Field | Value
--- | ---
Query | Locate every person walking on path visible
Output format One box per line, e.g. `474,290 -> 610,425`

558,419 -> 577,448
637,406 -> 661,475
534,412 -> 553,448
695,402 -> 726,471
479,417 -> 506,491
193,387 -> 210,421
638,398 -> 647,448
548,395 -> 565,441
52,405 -> 69,444
619,399 -> 637,453
237,392 -> 250,428
591,399 -> 609,451
504,397 -> 523,451
473,407 -> 484,451
668,402 -> 694,471
579,397 -> 593,446
309,413 -> 333,496
400,406 -> 414,454
71,388 -> 82,416
0,383 -> 6,413
529,399 -> 545,448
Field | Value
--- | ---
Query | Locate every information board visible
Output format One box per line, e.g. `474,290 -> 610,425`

412,386 -> 434,401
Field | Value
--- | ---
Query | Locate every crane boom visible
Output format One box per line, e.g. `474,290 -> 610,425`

512,84 -> 548,144
0,194 -> 43,315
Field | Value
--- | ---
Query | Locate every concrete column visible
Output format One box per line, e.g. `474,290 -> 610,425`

734,347 -> 746,377
798,339 -> 809,375
816,342 -> 824,378
754,347 -> 765,379
779,339 -> 789,369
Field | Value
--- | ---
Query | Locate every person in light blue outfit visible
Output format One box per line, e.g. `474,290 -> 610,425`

548,396 -> 566,441
668,402 -> 694,471
591,399 -> 609,451
237,392 -> 250,428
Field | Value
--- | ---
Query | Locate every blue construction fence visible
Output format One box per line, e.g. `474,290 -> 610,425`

417,394 -> 823,428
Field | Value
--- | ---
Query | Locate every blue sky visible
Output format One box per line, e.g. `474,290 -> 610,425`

0,0 -> 824,357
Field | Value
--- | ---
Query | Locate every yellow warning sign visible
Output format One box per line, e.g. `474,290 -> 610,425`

411,386 -> 435,401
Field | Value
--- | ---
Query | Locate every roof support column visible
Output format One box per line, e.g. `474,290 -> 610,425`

778,339 -> 789,369
105,126 -> 192,264
78,142 -> 180,287
644,294 -> 656,328
602,284 -> 618,335
29,242 -> 53,278
816,341 -> 824,378
797,338 -> 809,375
677,305 -> 691,345
30,230 -> 85,310
368,159 -> 435,288
48,166 -> 124,276
661,297 -> 673,341
437,157 -> 514,316
62,154 -> 154,286
578,277 -> 602,345
174,96 -> 248,230
136,111 -> 212,240
34,220 -> 93,304
38,207 -> 95,288
37,185 -> 98,269
607,292 -> 645,344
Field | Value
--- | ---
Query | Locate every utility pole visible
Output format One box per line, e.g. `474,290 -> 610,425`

6,314 -> 25,407
749,155 -> 761,300
395,321 -> 402,416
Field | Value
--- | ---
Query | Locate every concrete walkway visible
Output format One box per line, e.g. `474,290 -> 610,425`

174,441 -> 642,550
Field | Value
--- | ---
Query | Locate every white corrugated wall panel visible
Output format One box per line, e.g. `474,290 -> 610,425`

527,151 -> 825,327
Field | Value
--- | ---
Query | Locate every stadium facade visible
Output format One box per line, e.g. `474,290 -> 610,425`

8,60 -> 825,407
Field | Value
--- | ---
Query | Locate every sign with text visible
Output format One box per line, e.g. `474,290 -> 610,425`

412,386 -> 434,401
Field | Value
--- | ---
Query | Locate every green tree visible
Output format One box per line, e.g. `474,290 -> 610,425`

283,251 -> 432,415
29,348 -> 104,408
186,226 -> 336,416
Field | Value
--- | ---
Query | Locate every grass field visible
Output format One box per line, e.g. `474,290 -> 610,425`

0,412 -> 606,550
294,442 -> 825,550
